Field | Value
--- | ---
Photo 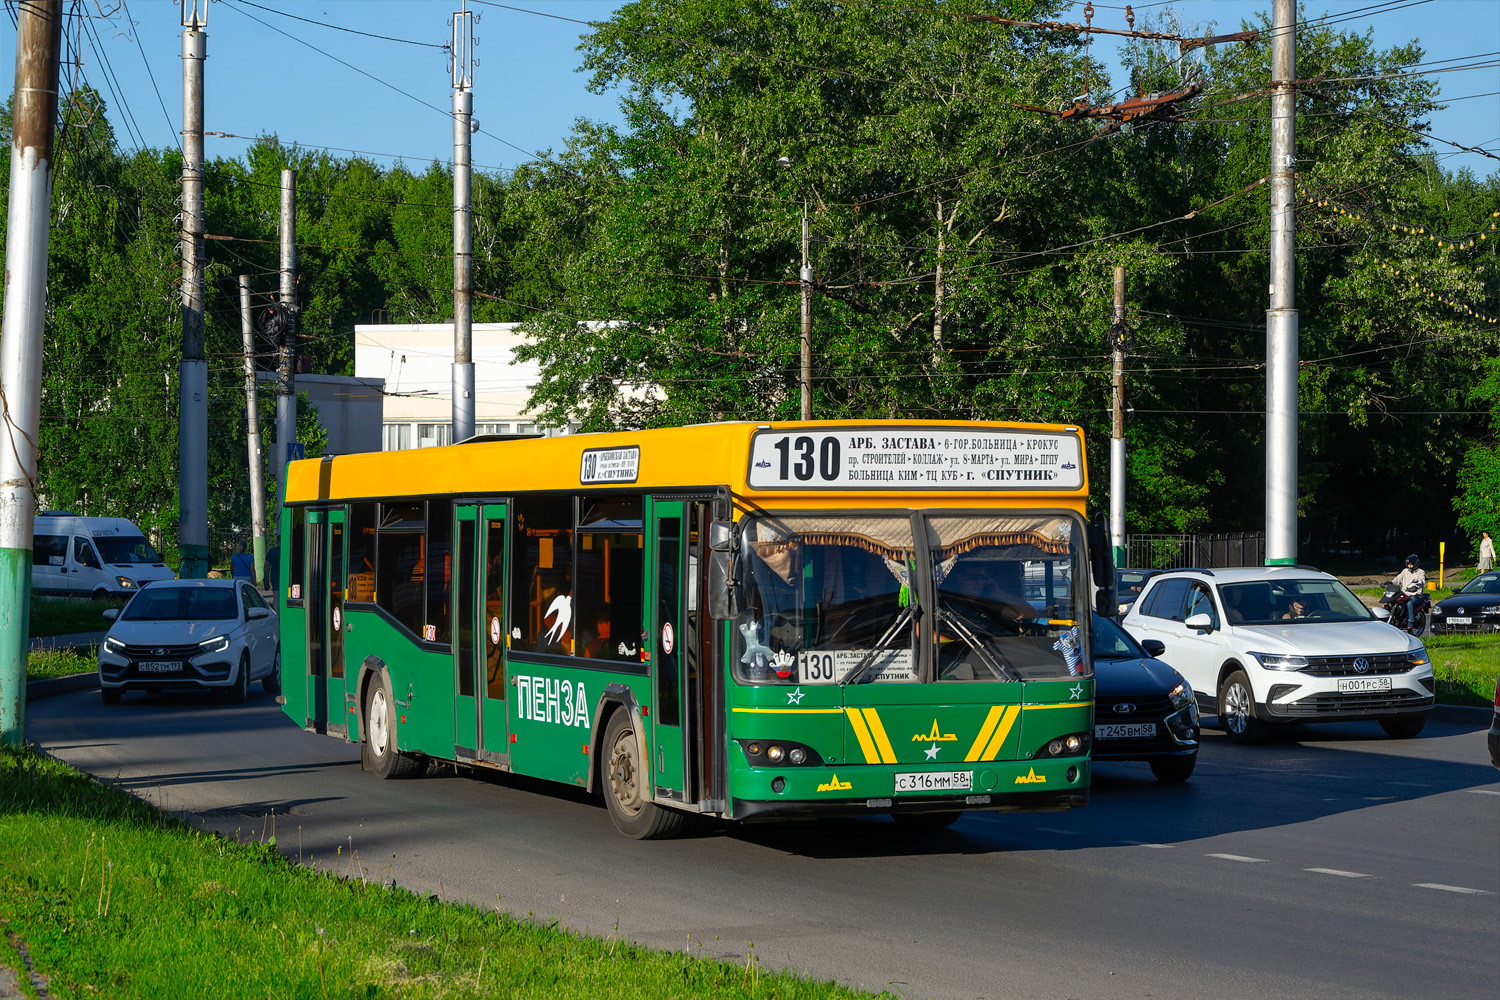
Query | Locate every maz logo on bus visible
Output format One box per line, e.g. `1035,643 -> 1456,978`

515,673 -> 592,729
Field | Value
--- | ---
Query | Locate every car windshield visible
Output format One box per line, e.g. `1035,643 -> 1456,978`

95,535 -> 162,564
121,587 -> 237,621
732,512 -> 1087,685
1219,578 -> 1372,625
1457,572 -> 1500,595
1091,614 -> 1145,659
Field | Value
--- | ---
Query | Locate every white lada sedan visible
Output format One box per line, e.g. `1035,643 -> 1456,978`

1121,567 -> 1432,742
97,578 -> 281,704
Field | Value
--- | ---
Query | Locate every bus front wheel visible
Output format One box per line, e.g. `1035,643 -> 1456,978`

364,675 -> 424,779
601,710 -> 685,840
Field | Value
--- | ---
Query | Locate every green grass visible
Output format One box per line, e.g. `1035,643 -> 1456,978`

26,595 -> 120,638
25,647 -> 96,682
0,746 -> 886,1000
1424,633 -> 1500,707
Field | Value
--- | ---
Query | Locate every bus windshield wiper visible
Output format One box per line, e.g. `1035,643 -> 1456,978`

839,602 -> 918,687
933,600 -> 1018,681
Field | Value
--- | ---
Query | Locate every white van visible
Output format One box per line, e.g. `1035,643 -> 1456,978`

31,512 -> 176,599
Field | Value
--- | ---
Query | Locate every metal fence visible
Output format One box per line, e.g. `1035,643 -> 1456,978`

1126,532 -> 1266,570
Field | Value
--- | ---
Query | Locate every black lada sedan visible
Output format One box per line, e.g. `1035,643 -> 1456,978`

1092,613 -> 1200,782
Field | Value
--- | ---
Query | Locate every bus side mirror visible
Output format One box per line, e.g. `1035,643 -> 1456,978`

707,520 -> 739,621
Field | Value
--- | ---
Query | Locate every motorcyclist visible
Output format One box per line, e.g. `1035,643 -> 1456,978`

1390,554 -> 1428,630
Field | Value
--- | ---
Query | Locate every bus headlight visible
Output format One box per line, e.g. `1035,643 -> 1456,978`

1036,733 -> 1090,758
737,739 -> 823,766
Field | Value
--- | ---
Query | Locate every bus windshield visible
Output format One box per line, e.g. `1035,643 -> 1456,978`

734,512 -> 1087,685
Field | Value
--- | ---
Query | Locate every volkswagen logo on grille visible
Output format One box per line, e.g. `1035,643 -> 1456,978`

1353,657 -> 1371,673
1114,703 -> 1138,714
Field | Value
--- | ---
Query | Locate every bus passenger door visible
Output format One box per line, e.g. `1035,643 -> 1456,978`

304,509 -> 347,735
455,503 -> 509,762
647,500 -> 691,799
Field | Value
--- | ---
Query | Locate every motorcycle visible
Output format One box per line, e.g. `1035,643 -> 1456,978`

1379,581 -> 1431,634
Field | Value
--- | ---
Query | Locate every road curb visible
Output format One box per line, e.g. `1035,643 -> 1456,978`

1430,703 -> 1492,724
25,673 -> 98,702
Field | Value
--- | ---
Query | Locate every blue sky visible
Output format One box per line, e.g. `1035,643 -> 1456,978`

3,0 -> 1497,176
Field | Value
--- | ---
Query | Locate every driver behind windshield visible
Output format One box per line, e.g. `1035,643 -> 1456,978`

939,558 -> 1034,630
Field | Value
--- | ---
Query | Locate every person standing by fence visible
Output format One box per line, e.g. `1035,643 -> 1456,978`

230,542 -> 256,584
1480,530 -> 1496,573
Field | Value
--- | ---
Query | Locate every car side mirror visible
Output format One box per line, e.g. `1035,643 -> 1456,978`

1141,638 -> 1166,658
1184,612 -> 1214,632
1371,606 -> 1391,620
102,608 -> 119,621
247,607 -> 272,620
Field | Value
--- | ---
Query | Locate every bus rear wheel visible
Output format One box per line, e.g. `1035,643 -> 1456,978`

364,675 -> 424,779
602,710 -> 685,840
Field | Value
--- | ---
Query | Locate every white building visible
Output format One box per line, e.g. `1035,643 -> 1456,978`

353,322 -> 569,450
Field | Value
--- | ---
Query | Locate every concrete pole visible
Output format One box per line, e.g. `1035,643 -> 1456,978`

451,4 -> 476,443
800,203 -> 812,420
239,277 -> 267,586
1265,0 -> 1299,565
177,4 -> 210,579
1110,266 -> 1127,568
274,168 -> 298,499
0,0 -> 62,747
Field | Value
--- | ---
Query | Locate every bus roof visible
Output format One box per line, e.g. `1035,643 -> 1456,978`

283,420 -> 1088,505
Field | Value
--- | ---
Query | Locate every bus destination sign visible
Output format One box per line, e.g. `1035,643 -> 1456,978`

746,428 -> 1083,490
580,446 -> 640,485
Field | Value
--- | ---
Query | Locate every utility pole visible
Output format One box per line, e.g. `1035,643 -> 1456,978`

239,277 -> 267,586
274,168 -> 298,498
451,2 -> 476,444
1265,0 -> 1299,565
800,201 -> 812,420
1109,266 -> 1127,568
0,0 -> 62,747
177,0 -> 209,579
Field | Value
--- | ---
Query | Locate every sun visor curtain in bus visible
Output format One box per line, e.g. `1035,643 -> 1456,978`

747,514 -> 1071,563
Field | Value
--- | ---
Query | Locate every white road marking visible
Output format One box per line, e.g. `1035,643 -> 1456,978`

1304,868 -> 1374,878
1121,840 -> 1174,848
1412,883 -> 1491,895
1207,853 -> 1269,863
1465,789 -> 1500,797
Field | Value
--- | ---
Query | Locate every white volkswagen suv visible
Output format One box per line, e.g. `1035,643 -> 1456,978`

1121,567 -> 1433,742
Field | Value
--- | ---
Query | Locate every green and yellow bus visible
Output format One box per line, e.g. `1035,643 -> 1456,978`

277,420 -> 1106,838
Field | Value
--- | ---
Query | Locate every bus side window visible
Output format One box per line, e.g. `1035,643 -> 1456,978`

511,498 -> 574,654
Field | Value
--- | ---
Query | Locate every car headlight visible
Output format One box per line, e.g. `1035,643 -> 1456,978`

1250,651 -> 1307,671
115,576 -> 137,590
198,635 -> 230,653
103,636 -> 125,654
1169,680 -> 1194,705
1407,647 -> 1429,667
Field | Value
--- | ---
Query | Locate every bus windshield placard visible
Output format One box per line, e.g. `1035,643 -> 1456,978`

747,428 -> 1083,490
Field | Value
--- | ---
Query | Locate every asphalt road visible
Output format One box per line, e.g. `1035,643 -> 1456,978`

28,688 -> 1500,1000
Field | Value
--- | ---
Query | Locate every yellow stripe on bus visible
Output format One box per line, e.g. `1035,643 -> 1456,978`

965,706 -> 1005,761
982,705 -> 1021,761
844,708 -> 882,763
861,709 -> 897,763
731,707 -> 845,714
